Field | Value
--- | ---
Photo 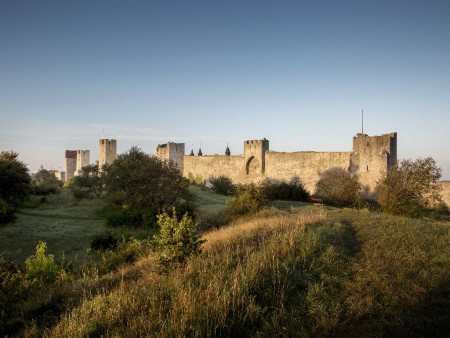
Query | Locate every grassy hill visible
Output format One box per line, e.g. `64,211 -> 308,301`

1,189 -> 450,336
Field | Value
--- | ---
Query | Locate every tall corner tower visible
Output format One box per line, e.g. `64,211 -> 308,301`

244,138 -> 269,176
352,132 -> 397,193
99,139 -> 117,167
156,142 -> 185,173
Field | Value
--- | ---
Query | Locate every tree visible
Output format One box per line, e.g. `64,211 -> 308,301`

0,151 -> 31,204
104,147 -> 193,226
376,157 -> 442,217
315,168 -> 361,207
154,209 -> 205,268
32,168 -> 63,195
71,164 -> 105,198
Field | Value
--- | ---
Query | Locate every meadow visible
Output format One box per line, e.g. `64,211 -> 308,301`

1,188 -> 450,337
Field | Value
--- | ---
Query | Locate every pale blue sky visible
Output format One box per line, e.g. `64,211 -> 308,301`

1,1 -> 449,179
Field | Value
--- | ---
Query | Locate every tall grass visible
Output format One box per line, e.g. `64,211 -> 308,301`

14,207 -> 450,337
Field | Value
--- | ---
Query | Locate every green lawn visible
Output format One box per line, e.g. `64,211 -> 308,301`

0,192 -> 148,264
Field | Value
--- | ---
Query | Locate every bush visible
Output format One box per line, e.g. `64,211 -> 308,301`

31,169 -> 63,196
91,232 -> 119,251
154,209 -> 205,268
102,205 -> 143,227
99,237 -> 147,272
376,157 -> 442,217
226,183 -> 268,217
0,198 -> 14,224
315,168 -> 361,207
25,241 -> 59,284
209,175 -> 236,196
263,177 -> 309,201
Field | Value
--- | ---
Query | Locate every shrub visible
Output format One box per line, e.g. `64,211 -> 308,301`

225,183 -> 268,217
25,241 -> 59,284
102,205 -> 143,227
0,198 -> 14,224
209,175 -> 236,196
100,237 -> 147,272
154,209 -> 205,268
376,157 -> 442,217
315,168 -> 361,207
91,232 -> 119,251
31,169 -> 62,196
263,177 -> 309,201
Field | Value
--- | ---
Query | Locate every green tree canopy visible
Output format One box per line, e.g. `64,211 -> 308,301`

32,168 -> 63,195
71,164 -> 105,198
375,157 -> 442,217
0,151 -> 31,203
314,167 -> 361,207
104,147 -> 193,225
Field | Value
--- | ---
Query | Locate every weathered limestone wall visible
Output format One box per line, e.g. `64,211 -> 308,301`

157,143 -> 185,173
76,150 -> 90,174
99,139 -> 117,166
184,155 -> 244,183
351,133 -> 397,193
159,132 -> 397,196
265,151 -> 353,193
439,181 -> 450,208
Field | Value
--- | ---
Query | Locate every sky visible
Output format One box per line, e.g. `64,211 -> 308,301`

1,0 -> 449,179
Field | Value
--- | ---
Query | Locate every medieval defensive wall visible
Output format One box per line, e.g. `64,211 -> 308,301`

157,132 -> 398,194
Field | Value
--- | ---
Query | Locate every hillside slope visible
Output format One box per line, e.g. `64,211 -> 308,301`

47,207 -> 450,337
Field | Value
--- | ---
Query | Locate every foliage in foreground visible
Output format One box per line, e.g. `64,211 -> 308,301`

0,151 -> 30,224
376,157 -> 442,217
47,208 -> 450,337
154,210 -> 205,268
315,167 -> 361,207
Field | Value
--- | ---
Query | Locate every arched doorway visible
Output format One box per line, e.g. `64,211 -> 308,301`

246,156 -> 260,175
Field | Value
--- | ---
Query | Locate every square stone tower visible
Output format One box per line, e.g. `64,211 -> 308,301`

244,138 -> 269,176
65,150 -> 77,181
76,150 -> 90,175
99,139 -> 117,167
156,142 -> 185,173
351,132 -> 397,193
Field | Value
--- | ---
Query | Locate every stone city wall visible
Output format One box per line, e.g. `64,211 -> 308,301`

439,181 -> 450,208
264,151 -> 353,193
183,155 -> 244,183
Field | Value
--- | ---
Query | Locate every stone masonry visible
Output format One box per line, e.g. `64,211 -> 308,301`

157,132 -> 398,195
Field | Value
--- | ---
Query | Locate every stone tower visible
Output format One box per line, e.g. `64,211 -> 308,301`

351,132 -> 397,193
244,138 -> 269,176
156,142 -> 185,173
65,149 -> 90,179
65,150 -> 77,181
99,139 -> 117,167
76,150 -> 90,175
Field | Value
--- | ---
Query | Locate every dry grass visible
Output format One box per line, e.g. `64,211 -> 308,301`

8,206 -> 450,337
